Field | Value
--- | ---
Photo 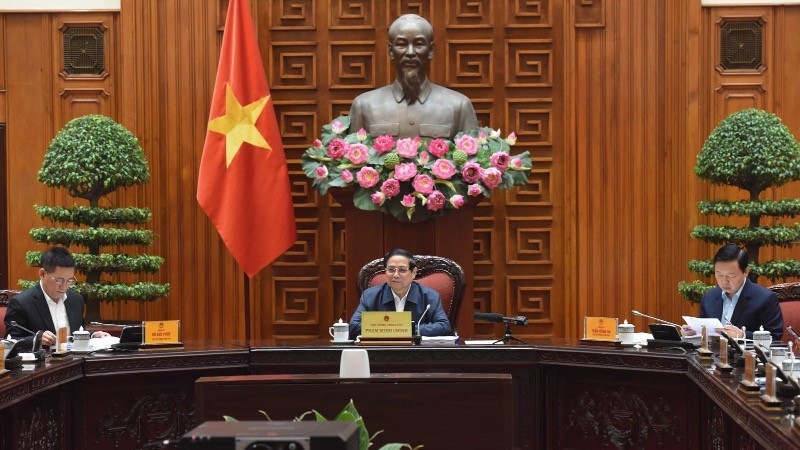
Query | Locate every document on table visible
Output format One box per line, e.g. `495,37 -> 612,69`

682,316 -> 723,336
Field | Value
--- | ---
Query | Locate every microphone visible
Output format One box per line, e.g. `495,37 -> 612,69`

9,321 -> 36,336
718,330 -> 744,355
418,304 -> 431,335
473,312 -> 529,326
90,321 -> 127,328
631,310 -> 681,328
787,325 -> 800,341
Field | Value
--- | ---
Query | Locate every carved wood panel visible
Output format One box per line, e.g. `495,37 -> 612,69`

255,0 -> 562,339
4,1 -> 800,342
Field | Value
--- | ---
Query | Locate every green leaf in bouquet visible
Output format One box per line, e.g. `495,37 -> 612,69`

354,188 -> 380,211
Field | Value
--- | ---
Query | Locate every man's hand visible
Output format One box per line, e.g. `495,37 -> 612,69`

91,331 -> 111,338
41,330 -> 57,347
715,324 -> 744,339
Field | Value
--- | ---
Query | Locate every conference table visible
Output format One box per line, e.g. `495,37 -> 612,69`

0,339 -> 798,449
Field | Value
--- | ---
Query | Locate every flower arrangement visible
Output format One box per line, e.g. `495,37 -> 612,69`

301,116 -> 532,222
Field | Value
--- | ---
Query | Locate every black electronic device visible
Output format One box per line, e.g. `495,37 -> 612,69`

177,421 -> 358,450
752,344 -> 800,397
648,324 -> 681,341
110,326 -> 143,350
718,330 -> 745,355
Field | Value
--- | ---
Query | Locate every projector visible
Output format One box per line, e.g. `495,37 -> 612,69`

177,421 -> 359,450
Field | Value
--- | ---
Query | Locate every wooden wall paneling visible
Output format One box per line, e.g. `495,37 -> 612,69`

5,13 -> 55,292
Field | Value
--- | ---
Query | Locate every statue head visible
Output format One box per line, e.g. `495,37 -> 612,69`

388,14 -> 434,103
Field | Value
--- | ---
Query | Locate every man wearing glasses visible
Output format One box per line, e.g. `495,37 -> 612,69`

4,246 -> 109,347
687,242 -> 783,341
348,248 -> 451,340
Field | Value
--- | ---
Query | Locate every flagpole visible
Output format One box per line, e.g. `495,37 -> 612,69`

244,274 -> 251,343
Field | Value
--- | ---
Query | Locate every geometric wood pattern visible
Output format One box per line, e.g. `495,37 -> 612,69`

3,0 -> 800,342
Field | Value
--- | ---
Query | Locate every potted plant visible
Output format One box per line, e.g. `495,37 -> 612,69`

679,108 -> 800,302
21,114 -> 170,320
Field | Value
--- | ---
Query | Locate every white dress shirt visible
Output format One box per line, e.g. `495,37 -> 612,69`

392,286 -> 412,312
40,280 -> 70,335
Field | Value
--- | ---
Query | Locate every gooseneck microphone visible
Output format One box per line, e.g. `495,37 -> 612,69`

473,312 -> 529,326
9,321 -> 36,336
787,325 -> 800,341
631,310 -> 681,328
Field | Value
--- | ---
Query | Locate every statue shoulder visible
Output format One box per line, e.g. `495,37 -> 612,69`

353,85 -> 395,104
429,83 -> 469,99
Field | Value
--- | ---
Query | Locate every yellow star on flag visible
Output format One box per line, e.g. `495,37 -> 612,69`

207,83 -> 272,167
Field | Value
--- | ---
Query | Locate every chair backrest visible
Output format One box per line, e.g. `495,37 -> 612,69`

0,289 -> 21,337
768,282 -> 800,344
357,255 -> 465,332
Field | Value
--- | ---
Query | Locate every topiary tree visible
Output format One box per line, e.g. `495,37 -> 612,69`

679,108 -> 800,302
21,114 -> 170,321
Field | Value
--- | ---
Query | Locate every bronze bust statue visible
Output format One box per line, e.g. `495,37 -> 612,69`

349,14 -> 479,140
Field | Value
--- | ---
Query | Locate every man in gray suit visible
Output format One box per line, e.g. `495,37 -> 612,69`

348,14 -> 479,140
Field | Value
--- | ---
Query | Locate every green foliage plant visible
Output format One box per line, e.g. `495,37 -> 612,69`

224,399 -> 422,450
22,114 -> 169,320
679,109 -> 800,302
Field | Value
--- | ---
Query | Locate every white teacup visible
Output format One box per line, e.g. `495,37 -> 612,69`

329,322 -> 349,342
753,329 -> 772,350
69,330 -> 91,351
618,321 -> 635,345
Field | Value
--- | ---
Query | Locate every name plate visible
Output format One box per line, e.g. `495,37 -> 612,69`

361,311 -> 412,338
143,320 -> 181,344
583,317 -> 618,341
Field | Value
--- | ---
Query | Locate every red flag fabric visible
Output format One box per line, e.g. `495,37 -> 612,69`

197,0 -> 296,277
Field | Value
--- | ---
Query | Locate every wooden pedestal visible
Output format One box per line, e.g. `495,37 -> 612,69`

332,190 -> 475,337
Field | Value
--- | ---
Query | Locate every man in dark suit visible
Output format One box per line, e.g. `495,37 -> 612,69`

348,248 -> 450,339
4,247 -> 108,347
697,243 -> 783,341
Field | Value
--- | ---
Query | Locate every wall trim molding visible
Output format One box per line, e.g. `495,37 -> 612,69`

0,0 -> 119,12
702,0 -> 800,5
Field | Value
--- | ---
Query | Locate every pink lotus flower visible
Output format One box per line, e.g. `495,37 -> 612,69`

346,143 -> 369,165
401,194 -> 416,208
372,135 -> 395,154
450,194 -> 465,208
506,132 -> 517,146
509,157 -> 523,169
341,169 -> 354,183
431,159 -> 457,179
315,166 -> 328,179
455,134 -> 479,155
462,161 -> 483,183
490,152 -> 511,172
412,174 -> 435,194
380,179 -> 401,198
371,191 -> 386,206
327,138 -> 349,159
331,120 -> 345,134
477,131 -> 487,144
427,138 -> 449,158
393,162 -> 418,181
481,167 -> 503,189
313,139 -> 323,149
426,190 -> 446,211
396,137 -> 420,158
468,183 -> 483,197
417,151 -> 430,165
356,128 -> 368,141
356,166 -> 380,188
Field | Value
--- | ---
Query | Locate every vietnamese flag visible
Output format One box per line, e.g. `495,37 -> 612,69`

197,0 -> 296,277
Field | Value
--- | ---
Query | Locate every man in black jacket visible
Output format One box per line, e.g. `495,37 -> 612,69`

4,247 -> 108,347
